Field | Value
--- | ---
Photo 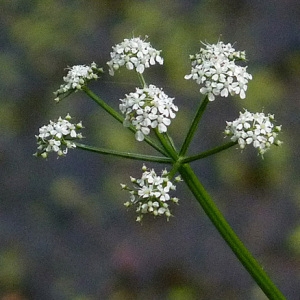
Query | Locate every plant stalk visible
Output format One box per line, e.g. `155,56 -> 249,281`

181,141 -> 237,163
179,95 -> 209,156
178,163 -> 286,300
75,142 -> 172,163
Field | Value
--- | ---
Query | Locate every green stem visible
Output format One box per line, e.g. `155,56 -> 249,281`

154,129 -> 178,161
179,95 -> 209,156
151,129 -> 181,179
75,142 -> 172,164
82,87 -> 168,156
137,72 -> 147,88
181,141 -> 237,164
178,163 -> 286,300
82,86 -> 123,123
164,132 -> 177,152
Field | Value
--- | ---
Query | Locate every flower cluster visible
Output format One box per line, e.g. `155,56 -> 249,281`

121,166 -> 181,222
225,110 -> 282,155
107,37 -> 164,76
119,84 -> 178,141
185,41 -> 252,101
34,114 -> 83,158
54,62 -> 103,102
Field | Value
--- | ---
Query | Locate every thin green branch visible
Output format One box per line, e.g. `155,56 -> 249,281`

137,72 -> 147,88
164,132 -> 177,152
154,129 -> 178,161
181,141 -> 237,163
82,87 -> 168,156
75,142 -> 172,164
178,164 -> 286,300
179,95 -> 209,157
82,86 -> 123,122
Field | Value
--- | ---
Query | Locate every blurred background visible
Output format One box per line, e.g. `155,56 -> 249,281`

1,0 -> 300,299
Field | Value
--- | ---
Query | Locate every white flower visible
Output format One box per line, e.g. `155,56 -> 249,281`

120,84 -> 178,141
34,114 -> 83,158
185,41 -> 252,100
121,166 -> 181,222
107,37 -> 163,75
225,110 -> 282,155
54,62 -> 103,102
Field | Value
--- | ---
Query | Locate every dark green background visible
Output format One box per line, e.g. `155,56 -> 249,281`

1,1 -> 300,299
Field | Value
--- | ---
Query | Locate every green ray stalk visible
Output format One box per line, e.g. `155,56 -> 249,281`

178,163 -> 286,300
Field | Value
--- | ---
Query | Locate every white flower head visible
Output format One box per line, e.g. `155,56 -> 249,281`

54,62 -> 103,102
185,41 -> 252,101
120,84 -> 178,141
107,37 -> 164,75
225,109 -> 282,156
121,166 -> 181,222
34,114 -> 83,158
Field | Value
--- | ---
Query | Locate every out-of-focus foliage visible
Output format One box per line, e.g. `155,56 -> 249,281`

288,225 -> 300,255
4,0 -> 104,73
0,248 -> 26,291
241,68 -> 285,111
1,0 -> 300,299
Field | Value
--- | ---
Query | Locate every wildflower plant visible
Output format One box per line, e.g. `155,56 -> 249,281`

184,41 -> 252,100
119,84 -> 178,141
54,62 -> 103,102
122,165 -> 181,222
34,114 -> 83,158
107,37 -> 163,75
34,36 -> 285,299
225,109 -> 282,155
